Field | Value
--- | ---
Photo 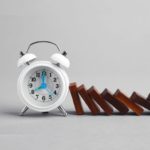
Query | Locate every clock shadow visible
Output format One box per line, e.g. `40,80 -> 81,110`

1,109 -> 67,118
2,109 -> 150,117
67,110 -> 150,116
22,112 -> 65,118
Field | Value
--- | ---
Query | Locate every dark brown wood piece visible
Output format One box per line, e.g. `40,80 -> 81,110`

130,92 -> 150,110
101,89 -> 129,114
147,93 -> 150,101
87,86 -> 113,115
114,89 -> 144,115
69,82 -> 84,115
78,84 -> 100,115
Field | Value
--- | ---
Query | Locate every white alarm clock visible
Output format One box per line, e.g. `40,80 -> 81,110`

17,41 -> 70,116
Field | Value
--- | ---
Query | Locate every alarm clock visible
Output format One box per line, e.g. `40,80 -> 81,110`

17,41 -> 70,116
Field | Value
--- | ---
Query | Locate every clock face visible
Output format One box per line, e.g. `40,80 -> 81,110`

18,61 -> 69,112
27,68 -> 62,105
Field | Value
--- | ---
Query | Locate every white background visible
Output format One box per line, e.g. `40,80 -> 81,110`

0,0 -> 150,149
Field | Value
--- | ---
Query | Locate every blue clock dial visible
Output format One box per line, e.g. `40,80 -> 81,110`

27,68 -> 61,103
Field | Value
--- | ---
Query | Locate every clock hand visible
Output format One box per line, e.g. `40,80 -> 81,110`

35,86 -> 42,91
35,83 -> 47,91
35,71 -> 47,92
46,88 -> 54,96
41,71 -> 46,84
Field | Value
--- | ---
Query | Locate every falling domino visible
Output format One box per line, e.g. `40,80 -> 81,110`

69,82 -> 150,116
114,89 -> 144,116
147,94 -> 150,101
101,89 -> 129,114
78,84 -> 100,115
69,82 -> 84,115
87,86 -> 113,115
130,92 -> 150,110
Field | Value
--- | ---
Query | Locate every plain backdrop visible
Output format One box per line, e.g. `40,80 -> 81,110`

0,0 -> 150,149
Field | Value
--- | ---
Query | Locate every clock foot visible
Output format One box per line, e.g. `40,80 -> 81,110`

20,106 -> 29,116
42,112 -> 49,114
58,105 -> 68,117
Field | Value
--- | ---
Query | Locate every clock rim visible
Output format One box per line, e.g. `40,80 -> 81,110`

17,61 -> 69,112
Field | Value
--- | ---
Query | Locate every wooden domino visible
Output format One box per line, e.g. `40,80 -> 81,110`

114,89 -> 144,115
78,84 -> 100,115
87,86 -> 113,115
130,92 -> 150,110
69,82 -> 84,115
101,89 -> 129,114
147,94 -> 150,101
69,82 -> 150,116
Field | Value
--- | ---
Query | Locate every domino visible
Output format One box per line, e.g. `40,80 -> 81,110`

130,92 -> 150,110
87,86 -> 113,115
114,89 -> 144,115
69,82 -> 84,115
101,89 -> 129,114
78,84 -> 100,115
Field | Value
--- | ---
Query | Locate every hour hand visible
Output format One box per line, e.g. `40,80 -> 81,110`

35,86 -> 42,91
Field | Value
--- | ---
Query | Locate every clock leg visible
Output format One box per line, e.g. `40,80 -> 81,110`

58,105 -> 68,117
42,112 -> 49,114
20,106 -> 29,116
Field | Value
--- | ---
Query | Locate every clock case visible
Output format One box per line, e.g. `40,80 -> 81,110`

17,41 -> 70,116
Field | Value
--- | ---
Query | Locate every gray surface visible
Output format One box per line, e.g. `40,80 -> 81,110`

0,0 -> 150,149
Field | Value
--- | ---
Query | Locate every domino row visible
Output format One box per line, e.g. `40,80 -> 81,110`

69,82 -> 150,115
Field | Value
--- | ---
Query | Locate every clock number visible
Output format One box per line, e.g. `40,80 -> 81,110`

31,90 -> 34,94
42,96 -> 46,101
28,83 -> 33,88
36,72 -> 40,77
53,77 -> 57,82
49,73 -> 52,77
31,77 -> 36,82
56,84 -> 59,88
49,95 -> 52,100
36,94 -> 39,99
54,90 -> 57,95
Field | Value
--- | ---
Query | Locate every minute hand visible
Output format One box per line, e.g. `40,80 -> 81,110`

41,71 -> 46,83
46,88 -> 54,96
